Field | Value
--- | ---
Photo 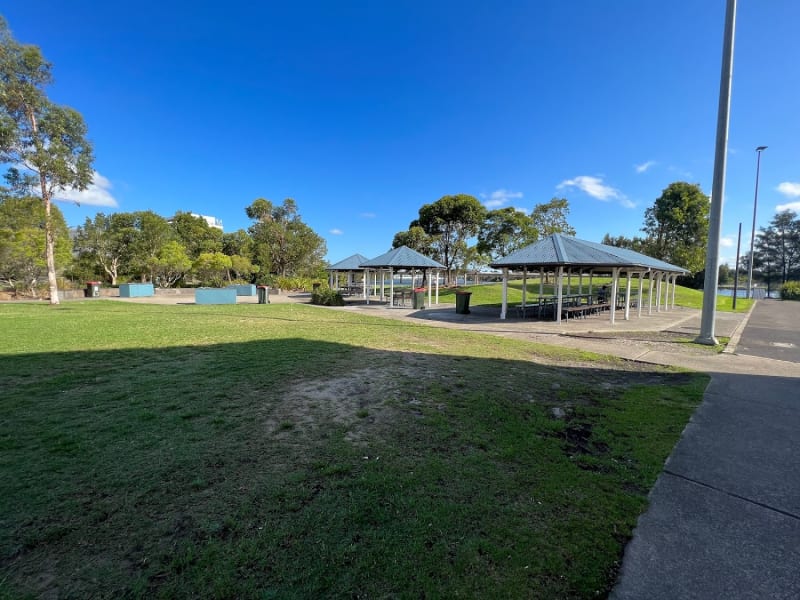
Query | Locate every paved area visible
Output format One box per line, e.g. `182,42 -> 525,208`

611,299 -> 800,599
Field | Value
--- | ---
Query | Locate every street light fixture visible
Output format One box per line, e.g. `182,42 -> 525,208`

746,145 -> 767,299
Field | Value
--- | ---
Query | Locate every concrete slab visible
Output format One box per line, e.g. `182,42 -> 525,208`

737,300 -> 800,362
666,374 -> 800,517
613,299 -> 800,599
611,474 -> 800,600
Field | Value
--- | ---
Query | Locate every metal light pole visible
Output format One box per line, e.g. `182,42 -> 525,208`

732,222 -> 741,309
697,0 -> 737,345
746,145 -> 767,299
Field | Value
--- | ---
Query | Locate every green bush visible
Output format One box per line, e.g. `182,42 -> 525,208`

311,288 -> 344,306
780,281 -> 800,301
256,275 -> 318,291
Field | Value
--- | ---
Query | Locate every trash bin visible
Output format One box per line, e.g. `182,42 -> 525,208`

412,287 -> 426,309
455,291 -> 472,314
312,282 -> 321,292
257,285 -> 270,304
85,281 -> 101,298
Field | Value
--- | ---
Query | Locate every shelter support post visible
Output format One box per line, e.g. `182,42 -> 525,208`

610,268 -> 620,325
671,274 -> 677,308
539,268 -> 544,296
556,266 -> 564,324
389,269 -> 395,307
664,275 -> 671,311
624,273 -> 632,320
500,269 -> 509,320
656,273 -> 663,312
638,272 -> 644,318
522,267 -> 528,310
648,272 -> 655,315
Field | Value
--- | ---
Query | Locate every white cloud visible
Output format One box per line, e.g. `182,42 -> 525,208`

720,236 -> 735,248
557,175 -> 621,201
776,182 -> 800,198
329,228 -> 343,235
776,201 -> 800,213
53,172 -> 118,207
483,188 -> 523,209
635,160 -> 656,174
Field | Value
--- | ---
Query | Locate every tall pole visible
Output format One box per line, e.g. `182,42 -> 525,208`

746,146 -> 767,298
732,222 -> 741,309
697,0 -> 737,346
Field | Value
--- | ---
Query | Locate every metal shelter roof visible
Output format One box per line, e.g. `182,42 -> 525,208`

359,245 -> 445,269
489,234 -> 688,274
327,253 -> 371,271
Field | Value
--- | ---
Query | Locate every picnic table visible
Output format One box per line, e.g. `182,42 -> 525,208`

517,294 -> 606,320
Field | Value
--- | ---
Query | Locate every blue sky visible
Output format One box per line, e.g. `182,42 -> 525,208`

4,1 -> 799,266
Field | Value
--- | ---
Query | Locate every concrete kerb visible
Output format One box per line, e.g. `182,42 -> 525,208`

722,300 -> 756,354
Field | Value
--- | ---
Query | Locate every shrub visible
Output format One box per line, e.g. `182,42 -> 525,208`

780,281 -> 800,301
311,288 -> 344,306
257,276 -> 316,291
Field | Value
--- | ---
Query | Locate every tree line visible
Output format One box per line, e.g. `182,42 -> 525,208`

0,194 -> 327,296
392,195 -> 576,283
742,210 -> 800,293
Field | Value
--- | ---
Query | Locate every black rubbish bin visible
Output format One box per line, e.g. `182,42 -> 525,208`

455,291 -> 472,314
312,282 -> 321,292
257,285 -> 270,304
412,287 -> 426,310
85,281 -> 101,298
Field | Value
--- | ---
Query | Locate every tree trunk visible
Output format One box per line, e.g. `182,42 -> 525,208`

41,183 -> 60,305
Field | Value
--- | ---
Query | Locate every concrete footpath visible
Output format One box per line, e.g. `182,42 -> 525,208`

611,300 -> 800,599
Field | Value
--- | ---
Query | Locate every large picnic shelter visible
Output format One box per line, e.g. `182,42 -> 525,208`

489,234 -> 689,323
359,246 -> 445,308
326,253 -> 370,297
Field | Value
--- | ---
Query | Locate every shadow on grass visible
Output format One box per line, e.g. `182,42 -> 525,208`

1,337 -> 707,599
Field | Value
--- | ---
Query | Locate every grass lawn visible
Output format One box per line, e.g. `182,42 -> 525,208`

0,301 -> 708,598
437,280 -> 753,313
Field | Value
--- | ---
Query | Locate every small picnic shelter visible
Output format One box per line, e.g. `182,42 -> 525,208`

327,253 -> 370,298
359,246 -> 445,308
489,234 -> 689,323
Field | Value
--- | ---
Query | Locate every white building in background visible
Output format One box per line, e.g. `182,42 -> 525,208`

191,214 -> 223,231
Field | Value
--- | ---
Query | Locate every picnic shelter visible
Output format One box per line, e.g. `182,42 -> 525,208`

489,234 -> 689,323
359,246 -> 445,308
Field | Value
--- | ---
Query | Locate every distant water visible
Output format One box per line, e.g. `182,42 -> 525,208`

717,288 -> 777,299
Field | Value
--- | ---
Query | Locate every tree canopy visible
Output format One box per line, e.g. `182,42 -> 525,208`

414,194 -> 486,281
751,210 -> 800,291
170,212 -> 223,259
642,182 -> 709,273
530,198 -> 576,237
602,182 -> 709,277
0,194 -> 70,296
246,198 -> 327,278
477,207 -> 537,260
